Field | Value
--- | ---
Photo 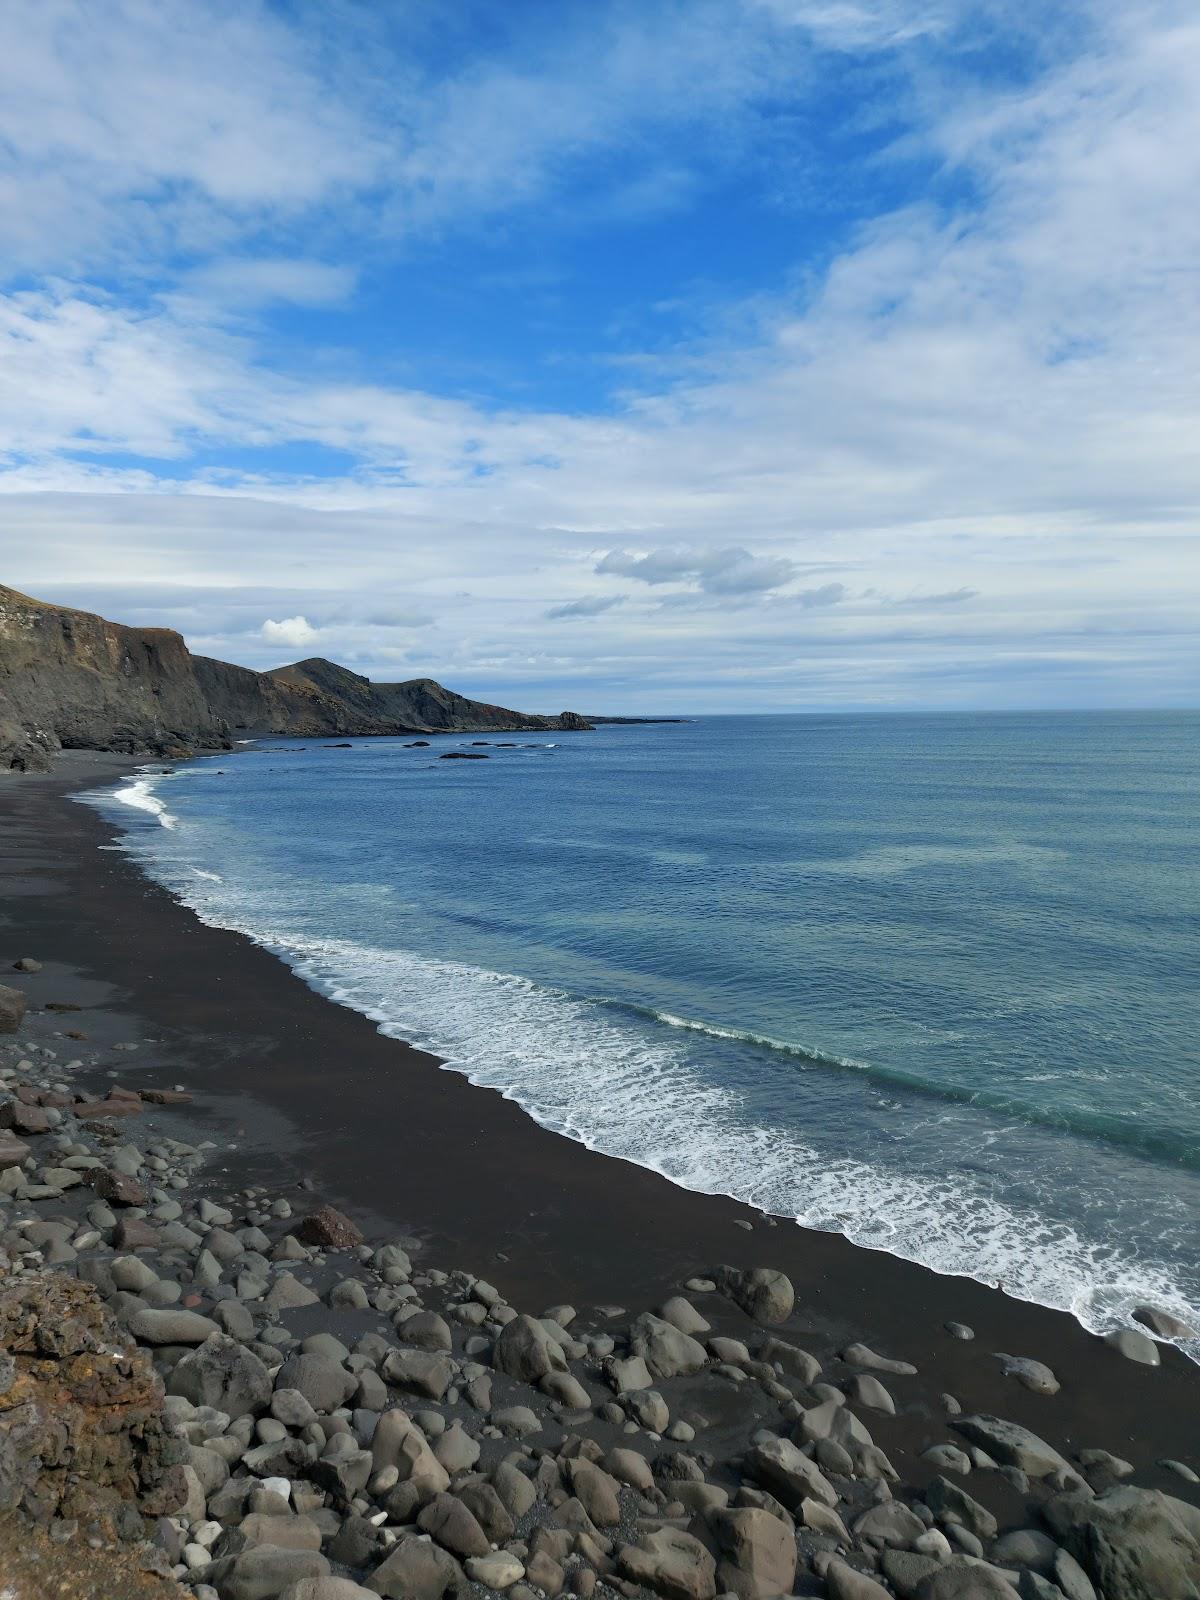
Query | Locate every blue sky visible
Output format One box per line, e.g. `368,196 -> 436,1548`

0,0 -> 1196,711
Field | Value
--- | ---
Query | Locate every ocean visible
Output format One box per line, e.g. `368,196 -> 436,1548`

86,711 -> 1200,1354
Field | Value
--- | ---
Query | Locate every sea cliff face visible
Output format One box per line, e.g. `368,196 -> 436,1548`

0,586 -> 590,770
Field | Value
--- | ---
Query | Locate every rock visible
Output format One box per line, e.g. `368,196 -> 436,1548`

993,1530 -> 1058,1574
564,1458 -> 621,1525
953,1415 -> 1070,1478
713,1265 -> 794,1325
399,1309 -> 452,1351
433,1420 -> 479,1474
541,1369 -> 592,1409
1162,1459 -> 1200,1483
1133,1306 -> 1194,1341
208,1544 -> 330,1600
169,1333 -> 273,1419
141,1088 -> 194,1105
1043,1486 -> 1200,1600
916,1562 -> 1020,1599
0,1100 -> 50,1134
631,1312 -> 710,1378
280,1581 -> 378,1600
492,1312 -> 568,1381
129,1308 -> 221,1345
606,1447 -> 655,1492
846,1373 -> 896,1413
380,1348 -> 453,1400
926,1477 -> 999,1541
659,1295 -> 711,1335
606,1353 -> 653,1392
759,1335 -> 821,1384
293,1205 -> 363,1249
745,1435 -> 838,1509
12,957 -> 41,972
276,1352 -> 356,1413
465,1552 -> 525,1590
842,1342 -> 917,1376
371,1407 -> 450,1490
883,1551 -> 942,1599
416,1491 -> 491,1558
618,1526 -> 718,1600
0,984 -> 28,1033
855,1502 -> 927,1549
709,1506 -> 797,1599
92,1167 -> 149,1206
264,1273 -> 320,1313
800,1498 -> 851,1541
993,1354 -> 1060,1395
1104,1328 -> 1160,1365
1052,1549 -> 1097,1600
0,1135 -> 31,1170
0,1271 -> 186,1536
366,1537 -> 464,1600
946,1322 -> 975,1340
922,1445 -> 972,1475
826,1561 -> 893,1600
456,1481 -> 514,1543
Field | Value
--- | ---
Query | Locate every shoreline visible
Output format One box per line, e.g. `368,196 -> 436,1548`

2,754 -> 1199,1494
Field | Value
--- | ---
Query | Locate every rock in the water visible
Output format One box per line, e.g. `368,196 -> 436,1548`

713,1265 -> 794,1325
1044,1486 -> 1200,1600
953,1415 -> 1070,1478
0,984 -> 28,1033
619,1526 -> 718,1600
1104,1328 -> 1161,1365
1133,1306 -> 1194,1341
293,1205 -> 363,1249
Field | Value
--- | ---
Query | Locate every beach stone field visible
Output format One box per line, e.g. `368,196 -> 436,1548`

1,968 -> 1198,1600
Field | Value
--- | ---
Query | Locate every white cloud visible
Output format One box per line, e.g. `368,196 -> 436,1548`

261,615 -> 318,648
596,546 -> 798,593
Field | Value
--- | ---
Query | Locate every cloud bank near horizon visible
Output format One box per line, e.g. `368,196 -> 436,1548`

0,0 -> 1196,711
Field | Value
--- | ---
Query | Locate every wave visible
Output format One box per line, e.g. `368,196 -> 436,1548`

110,777 -> 178,829
78,770 -> 1200,1360
602,1000 -> 1200,1169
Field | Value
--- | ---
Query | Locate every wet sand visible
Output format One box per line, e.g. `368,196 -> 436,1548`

1,752 -> 1197,1505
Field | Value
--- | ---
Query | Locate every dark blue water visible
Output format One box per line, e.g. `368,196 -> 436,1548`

88,712 -> 1200,1350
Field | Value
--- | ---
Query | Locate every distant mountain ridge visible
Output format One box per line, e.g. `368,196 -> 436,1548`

0,585 -> 590,771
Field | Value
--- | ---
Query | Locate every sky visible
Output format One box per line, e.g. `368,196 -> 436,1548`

0,0 -> 1197,713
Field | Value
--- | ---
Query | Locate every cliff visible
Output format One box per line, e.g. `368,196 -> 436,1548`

0,586 -> 590,771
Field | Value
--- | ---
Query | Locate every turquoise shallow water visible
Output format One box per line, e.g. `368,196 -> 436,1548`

88,711 -> 1200,1351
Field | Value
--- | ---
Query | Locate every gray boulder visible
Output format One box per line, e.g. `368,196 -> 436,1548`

169,1333 -> 272,1419
208,1544 -> 330,1600
379,1348 -> 453,1400
491,1312 -> 567,1381
744,1435 -> 838,1509
618,1526 -> 718,1600
953,1415 -> 1070,1478
276,1352 -> 356,1414
916,1562 -> 1020,1599
129,1308 -> 220,1346
1043,1486 -> 1200,1600
631,1312 -> 709,1379
714,1265 -> 795,1325
366,1537 -> 464,1600
0,984 -> 27,1033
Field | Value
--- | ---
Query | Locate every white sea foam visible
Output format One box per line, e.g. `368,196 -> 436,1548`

110,777 -> 178,829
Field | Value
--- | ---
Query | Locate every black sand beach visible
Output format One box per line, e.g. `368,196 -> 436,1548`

2,751 -> 1198,1510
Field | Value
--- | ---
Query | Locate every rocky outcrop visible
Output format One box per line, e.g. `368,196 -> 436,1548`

0,1269 -> 187,1538
0,585 -> 592,770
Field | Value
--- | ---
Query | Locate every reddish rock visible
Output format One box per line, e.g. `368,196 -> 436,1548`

0,1102 -> 51,1135
93,1169 -> 149,1207
294,1204 -> 364,1250
14,1084 -> 39,1105
74,1098 -> 142,1118
0,1136 -> 30,1171
140,1089 -> 193,1105
114,1218 -> 161,1251
106,1087 -> 143,1102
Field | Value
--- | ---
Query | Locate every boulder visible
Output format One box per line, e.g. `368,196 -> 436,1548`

129,1308 -> 221,1345
619,1526 -> 718,1600
416,1491 -> 491,1558
0,1135 -> 30,1170
380,1347 -> 453,1400
492,1312 -> 567,1381
366,1537 -> 464,1600
993,1354 -> 1060,1395
630,1312 -> 709,1378
953,1415 -> 1070,1478
207,1544 -> 330,1600
1103,1329 -> 1160,1365
92,1168 -> 149,1206
926,1476 -> 998,1541
745,1435 -> 838,1509
371,1407 -> 450,1490
1043,1486 -> 1200,1600
169,1333 -> 272,1419
0,1271 -> 186,1536
915,1563 -> 1020,1599
274,1352 -> 356,1414
713,1265 -> 794,1325
0,984 -> 27,1033
826,1561 -> 893,1600
280,1581 -> 378,1600
708,1506 -> 797,1599
293,1205 -> 363,1249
